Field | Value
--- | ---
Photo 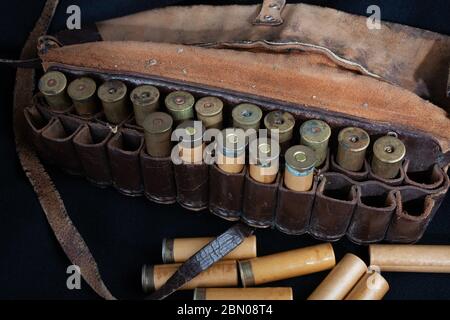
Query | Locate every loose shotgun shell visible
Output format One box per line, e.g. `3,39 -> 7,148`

67,77 -> 98,116
284,145 -> 317,192
194,287 -> 293,301
249,138 -> 280,184
130,85 -> 160,126
38,71 -> 72,111
264,111 -> 295,144
195,96 -> 224,129
176,120 -> 205,163
162,235 -> 257,263
344,270 -> 389,300
308,253 -> 367,300
217,128 -> 247,173
142,112 -> 173,157
142,260 -> 238,292
165,91 -> 195,122
97,80 -> 129,124
238,243 -> 335,287
369,244 -> 450,273
232,103 -> 263,131
371,136 -> 406,179
336,127 -> 370,172
300,119 -> 331,167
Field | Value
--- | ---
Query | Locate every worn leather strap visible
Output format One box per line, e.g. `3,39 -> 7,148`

0,58 -> 42,68
147,223 -> 254,300
13,0 -> 115,299
447,65 -> 450,98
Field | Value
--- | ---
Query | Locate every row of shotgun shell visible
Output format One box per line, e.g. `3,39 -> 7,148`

142,236 -> 419,300
39,71 -> 407,193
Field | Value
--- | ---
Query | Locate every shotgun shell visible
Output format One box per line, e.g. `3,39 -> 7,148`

344,270 -> 389,300
336,127 -> 370,172
371,136 -> 406,179
165,91 -> 195,122
130,85 -> 160,126
264,111 -> 295,144
195,96 -> 224,129
238,243 -> 336,287
369,244 -> 450,273
97,80 -> 129,124
176,120 -> 205,163
308,253 -> 367,300
162,235 -> 257,263
67,77 -> 98,116
142,112 -> 173,157
284,145 -> 317,192
194,287 -> 293,301
217,128 -> 247,173
38,71 -> 72,111
249,138 -> 280,184
299,119 -> 331,167
232,103 -> 263,131
142,260 -> 238,292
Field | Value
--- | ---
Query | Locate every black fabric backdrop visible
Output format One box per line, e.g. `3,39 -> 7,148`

0,0 -> 449,300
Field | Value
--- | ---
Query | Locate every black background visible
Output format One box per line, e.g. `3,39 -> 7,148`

1,0 -> 450,300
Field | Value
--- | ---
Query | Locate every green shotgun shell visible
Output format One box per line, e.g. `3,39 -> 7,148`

264,111 -> 295,144
300,120 -> 331,167
165,91 -> 195,122
336,127 -> 370,172
67,77 -> 98,116
143,112 -> 173,158
195,96 -> 224,129
130,85 -> 160,127
371,136 -> 406,179
38,71 -> 72,111
232,103 -> 263,131
98,80 -> 129,124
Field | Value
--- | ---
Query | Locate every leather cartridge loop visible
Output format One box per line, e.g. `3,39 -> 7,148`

253,0 -> 286,26
147,223 -> 254,300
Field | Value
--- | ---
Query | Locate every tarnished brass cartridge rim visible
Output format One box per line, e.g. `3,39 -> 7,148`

195,96 -> 223,117
67,77 -> 98,115
176,120 -> 205,149
232,103 -> 263,129
371,135 -> 406,179
285,145 -> 317,176
284,145 -> 316,192
97,80 -> 127,103
373,136 -> 406,164
141,264 -> 155,293
130,85 -> 160,106
338,127 -> 370,152
38,71 -> 67,97
264,111 -> 295,143
218,128 -> 247,158
68,77 -> 97,102
336,127 -> 370,171
300,119 -> 331,167
250,138 -> 280,167
165,91 -> 195,121
143,112 -> 173,134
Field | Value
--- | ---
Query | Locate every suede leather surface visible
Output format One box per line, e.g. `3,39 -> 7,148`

96,4 -> 450,110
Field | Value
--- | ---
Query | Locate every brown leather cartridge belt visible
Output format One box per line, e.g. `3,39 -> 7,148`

11,0 -> 450,299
